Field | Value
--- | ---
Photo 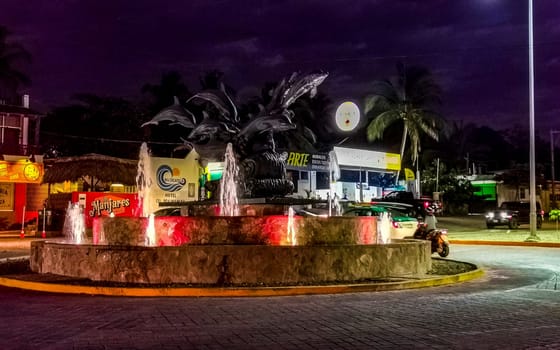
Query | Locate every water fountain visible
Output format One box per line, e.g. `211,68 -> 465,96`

219,143 -> 239,217
62,203 -> 86,244
29,71 -> 432,287
377,212 -> 392,244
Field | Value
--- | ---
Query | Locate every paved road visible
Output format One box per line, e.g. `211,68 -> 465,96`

0,244 -> 559,349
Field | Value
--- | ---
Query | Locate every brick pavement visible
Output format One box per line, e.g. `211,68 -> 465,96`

0,272 -> 559,349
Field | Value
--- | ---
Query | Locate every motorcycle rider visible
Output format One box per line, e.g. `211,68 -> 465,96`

424,206 -> 438,231
414,205 -> 449,257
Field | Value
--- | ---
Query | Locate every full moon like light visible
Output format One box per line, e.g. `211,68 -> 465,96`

335,102 -> 360,131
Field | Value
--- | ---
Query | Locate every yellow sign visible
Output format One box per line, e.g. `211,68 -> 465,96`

0,160 -> 44,184
385,153 -> 401,171
287,152 -> 310,167
404,168 -> 415,181
0,183 -> 14,210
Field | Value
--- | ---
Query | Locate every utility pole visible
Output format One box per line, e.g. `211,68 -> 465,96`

527,0 -> 538,241
551,130 -> 560,209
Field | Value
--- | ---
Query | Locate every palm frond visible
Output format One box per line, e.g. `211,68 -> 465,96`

366,110 -> 400,141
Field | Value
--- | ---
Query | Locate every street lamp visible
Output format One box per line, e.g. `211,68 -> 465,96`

527,0 -> 538,241
551,130 -> 560,209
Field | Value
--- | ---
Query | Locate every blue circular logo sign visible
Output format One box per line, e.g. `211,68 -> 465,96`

156,165 -> 186,192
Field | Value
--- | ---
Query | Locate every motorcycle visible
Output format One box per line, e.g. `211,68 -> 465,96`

413,222 -> 450,257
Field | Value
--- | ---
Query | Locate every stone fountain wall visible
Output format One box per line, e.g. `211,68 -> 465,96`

30,240 -> 432,285
93,215 -> 380,247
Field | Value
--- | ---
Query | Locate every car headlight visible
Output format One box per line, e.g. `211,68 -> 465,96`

500,211 -> 510,218
487,212 -> 494,219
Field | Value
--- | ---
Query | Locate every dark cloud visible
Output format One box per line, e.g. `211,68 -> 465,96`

1,0 -> 559,135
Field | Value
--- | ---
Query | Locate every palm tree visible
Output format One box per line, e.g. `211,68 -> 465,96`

364,63 -> 443,168
0,25 -> 31,99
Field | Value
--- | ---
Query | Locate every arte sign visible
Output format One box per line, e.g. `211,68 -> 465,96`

285,151 -> 329,171
0,160 -> 44,184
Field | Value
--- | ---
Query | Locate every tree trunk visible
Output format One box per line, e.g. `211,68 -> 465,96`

396,124 -> 408,181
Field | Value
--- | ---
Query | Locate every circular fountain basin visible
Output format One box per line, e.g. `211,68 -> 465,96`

92,215 -> 382,246
30,239 -> 431,285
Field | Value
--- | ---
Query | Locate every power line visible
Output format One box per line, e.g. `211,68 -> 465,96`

41,131 -> 182,145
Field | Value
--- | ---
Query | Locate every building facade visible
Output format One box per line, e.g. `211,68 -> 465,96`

0,94 -> 46,230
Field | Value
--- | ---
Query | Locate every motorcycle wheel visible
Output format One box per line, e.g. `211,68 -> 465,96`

438,244 -> 450,257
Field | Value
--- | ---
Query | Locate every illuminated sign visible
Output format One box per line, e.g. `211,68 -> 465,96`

0,160 -> 44,183
88,196 -> 132,217
72,192 -> 138,227
333,146 -> 401,171
146,152 -> 200,214
335,101 -> 360,131
285,151 -> 329,171
0,183 -> 14,210
156,165 -> 186,192
404,168 -> 415,181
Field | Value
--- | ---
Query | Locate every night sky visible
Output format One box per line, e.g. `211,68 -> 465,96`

1,0 -> 559,135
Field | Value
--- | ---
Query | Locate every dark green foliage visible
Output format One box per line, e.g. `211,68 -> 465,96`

41,94 -> 147,158
0,25 -> 31,99
421,164 -> 474,215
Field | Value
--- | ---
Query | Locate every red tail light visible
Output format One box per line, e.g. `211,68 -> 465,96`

392,221 -> 400,229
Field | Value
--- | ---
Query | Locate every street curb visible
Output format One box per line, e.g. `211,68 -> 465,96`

451,240 -> 560,248
0,267 -> 484,297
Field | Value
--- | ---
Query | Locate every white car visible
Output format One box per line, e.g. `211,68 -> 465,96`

343,204 -> 418,240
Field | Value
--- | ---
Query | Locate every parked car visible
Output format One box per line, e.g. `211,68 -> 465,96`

153,207 -> 183,216
371,191 -> 442,218
295,207 -> 329,217
343,203 -> 418,239
485,201 -> 544,229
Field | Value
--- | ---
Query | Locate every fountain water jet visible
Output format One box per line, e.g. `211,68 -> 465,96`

136,142 -> 156,246
378,212 -> 392,244
287,206 -> 297,245
63,203 -> 86,244
219,143 -> 239,216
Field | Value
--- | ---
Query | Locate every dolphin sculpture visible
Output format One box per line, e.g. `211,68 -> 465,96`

141,96 -> 196,129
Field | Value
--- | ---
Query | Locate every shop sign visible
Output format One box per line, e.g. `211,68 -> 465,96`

148,154 -> 199,213
0,183 -> 14,210
333,147 -> 401,171
404,168 -> 415,181
285,151 -> 330,171
72,192 -> 138,227
0,160 -> 44,183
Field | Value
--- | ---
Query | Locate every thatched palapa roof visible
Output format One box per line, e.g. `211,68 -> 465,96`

42,153 -> 138,187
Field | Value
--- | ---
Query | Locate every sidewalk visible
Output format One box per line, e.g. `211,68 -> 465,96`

438,215 -> 560,245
